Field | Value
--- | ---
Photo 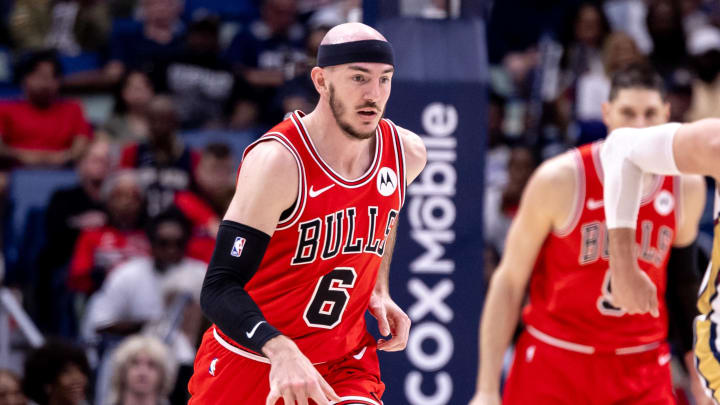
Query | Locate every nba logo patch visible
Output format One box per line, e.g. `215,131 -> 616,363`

231,237 -> 246,257
209,358 -> 218,376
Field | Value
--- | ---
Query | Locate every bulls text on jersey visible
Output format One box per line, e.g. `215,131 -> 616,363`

579,220 -> 674,266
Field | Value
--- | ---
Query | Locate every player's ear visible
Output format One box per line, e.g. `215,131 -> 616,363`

662,101 -> 671,122
311,67 -> 329,97
601,101 -> 612,128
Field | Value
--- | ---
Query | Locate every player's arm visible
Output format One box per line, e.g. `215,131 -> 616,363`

470,158 -> 573,405
601,120 -> 719,315
368,125 -> 427,351
199,141 -> 339,405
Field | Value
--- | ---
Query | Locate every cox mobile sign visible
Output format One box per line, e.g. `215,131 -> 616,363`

378,82 -> 486,404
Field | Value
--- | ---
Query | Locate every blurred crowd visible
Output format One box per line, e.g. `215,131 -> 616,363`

1,0 -> 719,403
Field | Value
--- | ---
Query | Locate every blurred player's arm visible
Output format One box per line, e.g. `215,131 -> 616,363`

369,125 -> 427,352
200,140 -> 339,405
470,157 -> 575,405
667,174 -> 709,404
602,120 -> 720,316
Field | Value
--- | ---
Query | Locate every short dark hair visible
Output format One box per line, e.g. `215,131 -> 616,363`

22,340 -> 90,404
14,49 -> 63,83
608,64 -> 666,101
147,206 -> 193,244
203,142 -> 232,160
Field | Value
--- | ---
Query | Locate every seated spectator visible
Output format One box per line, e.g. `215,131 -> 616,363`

85,208 -> 205,353
68,170 -> 149,294
484,146 -> 537,254
152,14 -> 248,130
107,335 -> 176,405
9,0 -> 110,55
485,92 -> 511,191
22,340 -> 90,405
99,70 -> 155,145
0,50 -> 91,168
559,2 -> 610,86
119,95 -> 200,216
225,0 -> 306,123
0,369 -> 26,405
646,0 -> 691,82
175,143 -> 235,262
63,0 -> 184,90
35,138 -> 110,332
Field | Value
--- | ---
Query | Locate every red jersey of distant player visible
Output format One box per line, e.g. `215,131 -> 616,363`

214,111 -> 406,363
523,141 -> 678,350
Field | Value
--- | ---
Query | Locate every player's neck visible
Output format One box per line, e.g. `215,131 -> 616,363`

301,109 -> 376,179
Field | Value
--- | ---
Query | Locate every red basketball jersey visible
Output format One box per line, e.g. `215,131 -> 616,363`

215,111 -> 406,363
523,141 -> 679,351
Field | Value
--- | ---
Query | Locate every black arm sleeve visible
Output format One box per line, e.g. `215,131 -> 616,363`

200,220 -> 281,354
665,242 -> 700,356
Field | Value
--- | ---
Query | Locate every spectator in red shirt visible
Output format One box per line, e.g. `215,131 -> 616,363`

174,143 -> 235,262
0,50 -> 92,168
68,169 -> 149,294
119,95 -> 200,217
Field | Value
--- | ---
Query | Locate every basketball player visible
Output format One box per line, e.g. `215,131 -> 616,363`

601,86 -> 720,405
469,64 -> 708,405
187,23 -> 427,405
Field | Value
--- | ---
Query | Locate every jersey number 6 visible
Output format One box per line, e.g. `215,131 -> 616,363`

303,267 -> 357,329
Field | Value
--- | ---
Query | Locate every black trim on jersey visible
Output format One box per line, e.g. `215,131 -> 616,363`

321,210 -> 344,260
364,206 -> 380,254
292,218 -> 322,265
342,207 -> 363,254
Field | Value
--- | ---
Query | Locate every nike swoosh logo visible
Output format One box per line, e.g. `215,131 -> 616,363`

586,198 -> 604,210
246,321 -> 266,338
309,184 -> 334,198
353,346 -> 367,360
658,353 -> 671,366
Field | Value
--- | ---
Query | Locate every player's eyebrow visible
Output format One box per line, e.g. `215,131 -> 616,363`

348,65 -> 395,74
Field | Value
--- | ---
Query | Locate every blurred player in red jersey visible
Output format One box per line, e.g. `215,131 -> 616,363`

188,22 -> 427,405
469,64 -> 710,405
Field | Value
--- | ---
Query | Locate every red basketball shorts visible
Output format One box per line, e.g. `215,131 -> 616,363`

502,330 -> 675,405
188,327 -> 385,405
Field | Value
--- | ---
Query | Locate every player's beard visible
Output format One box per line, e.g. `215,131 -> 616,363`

329,84 -> 380,140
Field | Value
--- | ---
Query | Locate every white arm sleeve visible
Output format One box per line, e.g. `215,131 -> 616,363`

601,123 -> 683,229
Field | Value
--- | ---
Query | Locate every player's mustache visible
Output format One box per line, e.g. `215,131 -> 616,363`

356,102 -> 380,112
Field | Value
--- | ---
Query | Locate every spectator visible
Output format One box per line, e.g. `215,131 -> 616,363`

9,0 -> 110,55
99,70 -> 155,145
0,50 -> 91,168
0,369 -> 26,405
119,95 -> 200,216
63,0 -> 184,90
107,335 -> 176,405
152,14 -> 249,130
560,2 -> 610,85
35,138 -> 110,332
22,340 -> 90,405
646,0 -> 690,81
686,25 -> 720,121
175,143 -> 235,262
85,207 -> 205,350
484,146 -> 537,254
485,91 -> 511,191
68,170 -> 149,294
575,31 -> 644,122
225,0 -> 306,122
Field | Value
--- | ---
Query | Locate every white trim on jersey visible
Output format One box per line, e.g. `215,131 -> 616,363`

290,112 -> 383,188
526,325 -> 662,355
332,396 -> 382,405
385,118 -> 407,209
553,148 -> 585,237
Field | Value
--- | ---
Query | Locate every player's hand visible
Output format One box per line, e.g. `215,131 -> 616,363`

468,392 -> 501,405
369,291 -> 410,351
263,335 -> 341,405
609,264 -> 659,317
